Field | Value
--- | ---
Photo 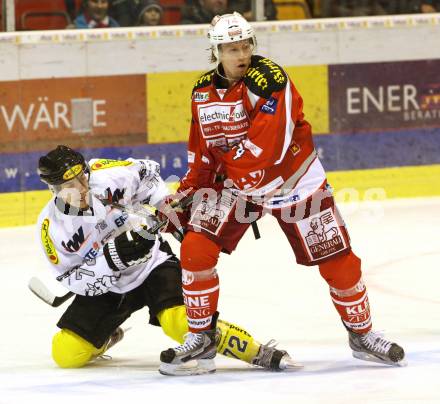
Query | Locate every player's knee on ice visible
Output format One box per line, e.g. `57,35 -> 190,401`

157,305 -> 189,344
52,329 -> 103,368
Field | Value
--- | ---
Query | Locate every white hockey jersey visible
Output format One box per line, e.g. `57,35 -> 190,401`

37,158 -> 172,297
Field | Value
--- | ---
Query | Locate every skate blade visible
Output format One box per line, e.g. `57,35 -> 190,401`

352,351 -> 408,367
159,359 -> 216,376
281,360 -> 304,370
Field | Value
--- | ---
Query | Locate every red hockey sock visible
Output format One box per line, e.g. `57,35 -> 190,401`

182,274 -> 219,332
181,232 -> 221,332
320,251 -> 372,333
330,284 -> 372,333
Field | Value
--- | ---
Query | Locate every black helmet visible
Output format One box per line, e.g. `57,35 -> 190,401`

38,145 -> 87,186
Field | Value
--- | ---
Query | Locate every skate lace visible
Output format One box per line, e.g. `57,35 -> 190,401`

175,332 -> 204,353
253,339 -> 278,367
361,331 -> 392,355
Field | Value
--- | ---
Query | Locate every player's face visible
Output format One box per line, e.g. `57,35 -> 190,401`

220,40 -> 253,81
56,172 -> 90,209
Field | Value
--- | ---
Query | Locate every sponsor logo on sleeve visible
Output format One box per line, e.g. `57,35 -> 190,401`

91,159 -> 133,171
291,141 -> 301,156
260,96 -> 278,115
41,218 -> 59,264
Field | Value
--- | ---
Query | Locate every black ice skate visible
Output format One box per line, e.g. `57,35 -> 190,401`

252,339 -> 302,371
348,329 -> 406,366
159,314 -> 218,376
105,327 -> 125,351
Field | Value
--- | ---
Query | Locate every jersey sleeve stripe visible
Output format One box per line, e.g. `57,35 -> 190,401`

247,88 -> 260,109
274,80 -> 295,165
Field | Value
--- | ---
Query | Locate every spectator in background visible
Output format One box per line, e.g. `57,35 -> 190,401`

136,0 -> 164,25
74,0 -> 120,28
228,0 -> 277,20
181,0 -> 228,24
420,0 -> 440,11
109,0 -> 139,26
65,0 -> 78,21
320,0 -> 386,17
378,0 -> 421,14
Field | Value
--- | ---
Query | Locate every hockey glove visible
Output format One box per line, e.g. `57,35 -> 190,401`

103,228 -> 155,271
156,192 -> 193,241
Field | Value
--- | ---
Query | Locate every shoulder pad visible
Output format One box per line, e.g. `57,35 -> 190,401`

90,159 -> 133,171
244,55 -> 288,99
192,70 -> 215,93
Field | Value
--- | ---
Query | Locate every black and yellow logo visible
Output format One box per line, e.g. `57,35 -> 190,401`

41,218 -> 59,265
91,159 -> 133,171
63,164 -> 83,181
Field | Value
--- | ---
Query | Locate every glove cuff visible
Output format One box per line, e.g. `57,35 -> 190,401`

104,239 -> 128,271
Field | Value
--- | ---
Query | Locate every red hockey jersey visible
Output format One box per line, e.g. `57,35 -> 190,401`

179,55 -> 326,207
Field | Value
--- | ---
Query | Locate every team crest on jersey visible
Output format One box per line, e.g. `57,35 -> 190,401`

41,218 -> 59,265
193,92 -> 210,103
91,159 -> 132,171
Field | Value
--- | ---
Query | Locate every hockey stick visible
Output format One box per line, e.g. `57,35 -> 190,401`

28,277 -> 75,307
29,195 -> 194,308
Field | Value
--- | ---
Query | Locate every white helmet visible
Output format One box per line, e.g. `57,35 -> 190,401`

208,12 -> 256,60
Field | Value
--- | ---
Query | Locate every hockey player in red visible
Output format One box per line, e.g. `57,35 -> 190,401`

158,12 -> 405,375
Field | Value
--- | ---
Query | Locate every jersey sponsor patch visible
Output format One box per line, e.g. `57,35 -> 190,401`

91,159 -> 133,171
197,101 -> 250,141
260,96 -> 278,115
295,207 -> 348,261
41,218 -> 59,265
243,139 -> 263,157
193,91 -> 210,103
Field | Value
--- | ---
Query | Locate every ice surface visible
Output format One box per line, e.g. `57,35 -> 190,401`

1,197 -> 439,404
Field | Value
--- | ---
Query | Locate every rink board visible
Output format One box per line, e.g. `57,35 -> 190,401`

1,164 -> 439,227
1,18 -> 440,228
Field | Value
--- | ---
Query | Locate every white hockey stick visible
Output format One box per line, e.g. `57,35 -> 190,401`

28,277 -> 74,307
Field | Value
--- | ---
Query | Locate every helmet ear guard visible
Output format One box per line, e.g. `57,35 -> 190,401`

208,12 -> 256,61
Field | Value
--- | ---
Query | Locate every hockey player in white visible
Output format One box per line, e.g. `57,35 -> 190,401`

36,145 -> 297,373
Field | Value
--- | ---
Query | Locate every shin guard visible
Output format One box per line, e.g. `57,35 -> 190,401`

180,232 -> 221,333
320,251 -> 372,333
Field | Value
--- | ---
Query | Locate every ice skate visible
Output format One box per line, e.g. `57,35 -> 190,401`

252,339 -> 302,370
348,329 -> 406,366
159,329 -> 217,376
105,327 -> 125,351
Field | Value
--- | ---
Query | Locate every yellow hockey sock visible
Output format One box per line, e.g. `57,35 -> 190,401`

216,319 -> 260,364
158,305 -> 261,365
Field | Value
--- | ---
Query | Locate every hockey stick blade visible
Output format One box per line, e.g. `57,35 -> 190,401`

28,277 -> 75,307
